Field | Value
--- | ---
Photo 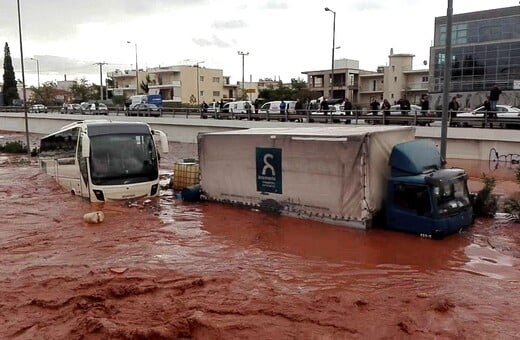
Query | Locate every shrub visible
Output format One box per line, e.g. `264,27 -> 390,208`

0,141 -> 27,154
473,173 -> 498,217
502,167 -> 520,223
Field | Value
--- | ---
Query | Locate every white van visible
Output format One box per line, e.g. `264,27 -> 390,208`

258,101 -> 298,114
129,95 -> 148,109
227,101 -> 254,114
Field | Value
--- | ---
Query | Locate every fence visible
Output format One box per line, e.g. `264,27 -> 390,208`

0,106 -> 518,129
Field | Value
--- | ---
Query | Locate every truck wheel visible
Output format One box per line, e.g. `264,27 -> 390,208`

432,229 -> 444,240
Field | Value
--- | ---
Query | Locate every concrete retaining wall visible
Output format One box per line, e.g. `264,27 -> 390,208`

1,113 -> 519,161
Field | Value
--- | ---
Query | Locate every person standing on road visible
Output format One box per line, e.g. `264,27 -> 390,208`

381,99 -> 391,125
279,100 -> 287,114
420,94 -> 430,126
370,98 -> 380,115
420,94 -> 429,114
489,84 -> 501,112
398,97 -> 411,115
294,98 -> 303,122
320,99 -> 329,115
483,96 -> 495,129
448,96 -> 460,127
343,98 -> 353,124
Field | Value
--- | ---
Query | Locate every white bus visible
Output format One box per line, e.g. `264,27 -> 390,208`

39,120 -> 169,202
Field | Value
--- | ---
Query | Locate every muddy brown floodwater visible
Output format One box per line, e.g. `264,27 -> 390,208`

1,131 -> 520,338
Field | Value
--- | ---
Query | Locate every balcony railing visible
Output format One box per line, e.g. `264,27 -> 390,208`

149,80 -> 181,88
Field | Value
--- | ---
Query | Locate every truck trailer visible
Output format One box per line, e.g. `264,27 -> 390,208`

197,126 -> 474,237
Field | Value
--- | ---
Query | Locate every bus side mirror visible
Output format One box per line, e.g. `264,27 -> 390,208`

153,130 -> 169,154
81,135 -> 90,158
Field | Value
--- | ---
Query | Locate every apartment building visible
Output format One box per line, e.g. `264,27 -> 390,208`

303,54 -> 428,107
108,66 -> 238,105
430,6 -> 520,109
236,78 -> 286,101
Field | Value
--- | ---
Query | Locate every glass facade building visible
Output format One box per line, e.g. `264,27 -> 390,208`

430,6 -> 520,94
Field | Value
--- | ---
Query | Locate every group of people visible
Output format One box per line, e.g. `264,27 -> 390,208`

200,84 -> 503,127
368,96 -> 415,125
449,84 -> 502,127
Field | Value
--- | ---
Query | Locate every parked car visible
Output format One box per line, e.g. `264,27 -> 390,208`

310,103 -> 351,123
456,105 -> 520,128
365,104 -> 434,126
60,103 -> 82,114
80,102 -> 109,115
29,104 -> 47,113
126,103 -> 161,117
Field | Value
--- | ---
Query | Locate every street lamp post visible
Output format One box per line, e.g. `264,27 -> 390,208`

196,60 -> 205,108
30,57 -> 40,88
237,51 -> 249,99
127,41 -> 139,95
325,7 -> 336,99
17,0 -> 30,157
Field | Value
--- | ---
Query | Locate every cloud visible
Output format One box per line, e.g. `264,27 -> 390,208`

350,0 -> 384,11
192,35 -> 231,48
259,0 -> 288,10
1,54 -> 129,82
0,0 -> 206,40
211,20 -> 247,30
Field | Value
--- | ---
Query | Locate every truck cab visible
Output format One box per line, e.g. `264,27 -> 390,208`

385,140 -> 474,238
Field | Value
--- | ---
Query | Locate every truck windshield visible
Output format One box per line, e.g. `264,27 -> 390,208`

433,177 -> 471,216
89,134 -> 158,185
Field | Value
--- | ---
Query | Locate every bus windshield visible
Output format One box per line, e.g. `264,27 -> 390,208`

89,133 -> 158,185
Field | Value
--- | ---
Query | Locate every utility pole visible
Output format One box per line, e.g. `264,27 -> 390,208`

237,51 -> 249,99
94,62 -> 107,101
440,0 -> 453,162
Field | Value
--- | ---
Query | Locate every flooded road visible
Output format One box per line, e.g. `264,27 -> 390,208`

0,138 -> 519,338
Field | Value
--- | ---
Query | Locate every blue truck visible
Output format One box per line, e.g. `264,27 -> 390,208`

198,126 -> 474,238
129,94 -> 163,109
384,139 -> 474,238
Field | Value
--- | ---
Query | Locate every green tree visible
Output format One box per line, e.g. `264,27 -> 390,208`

30,81 -> 60,106
258,78 -> 314,102
2,42 -> 19,105
140,74 -> 151,94
70,78 -> 96,102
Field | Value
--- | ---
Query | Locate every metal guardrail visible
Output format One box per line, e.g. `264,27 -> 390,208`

1,106 -> 518,129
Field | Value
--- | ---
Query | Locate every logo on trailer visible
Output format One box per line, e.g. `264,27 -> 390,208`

256,147 -> 282,194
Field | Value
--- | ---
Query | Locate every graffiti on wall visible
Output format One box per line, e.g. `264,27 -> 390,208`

488,147 -> 520,171
431,90 -> 520,111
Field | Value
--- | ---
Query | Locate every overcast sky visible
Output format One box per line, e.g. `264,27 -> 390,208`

0,0 -> 517,87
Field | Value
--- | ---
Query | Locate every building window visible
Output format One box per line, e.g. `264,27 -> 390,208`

391,93 -> 394,99
200,90 -> 204,97
213,91 -> 220,97
422,76 -> 429,82
212,77 -> 220,83
200,76 -> 204,82
392,66 -> 395,72
394,76 -> 398,82
372,80 -> 377,91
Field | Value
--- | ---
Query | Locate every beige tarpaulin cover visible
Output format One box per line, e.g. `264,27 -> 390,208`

198,126 -> 415,229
